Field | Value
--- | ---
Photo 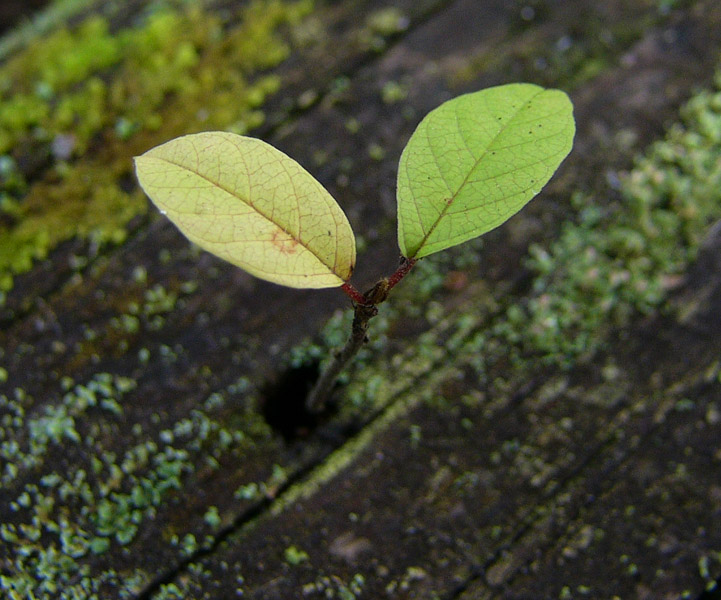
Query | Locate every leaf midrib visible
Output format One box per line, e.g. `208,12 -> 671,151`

148,154 -> 346,278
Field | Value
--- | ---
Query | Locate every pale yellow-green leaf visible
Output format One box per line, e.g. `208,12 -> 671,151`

134,132 -> 356,289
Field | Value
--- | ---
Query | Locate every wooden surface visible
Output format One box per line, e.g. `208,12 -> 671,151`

1,1 -> 721,598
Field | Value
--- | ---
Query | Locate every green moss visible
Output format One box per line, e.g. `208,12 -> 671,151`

203,506 -> 221,528
303,573 -> 365,598
0,0 -> 315,300
152,583 -> 185,600
381,80 -> 408,104
0,9 -> 221,154
0,366 -> 271,598
509,71 -> 721,366
0,160 -> 147,294
284,544 -> 309,565
365,7 -> 409,40
0,0 -> 96,61
357,7 -> 409,53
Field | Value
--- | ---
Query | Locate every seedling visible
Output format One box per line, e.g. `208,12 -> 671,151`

134,83 -> 575,412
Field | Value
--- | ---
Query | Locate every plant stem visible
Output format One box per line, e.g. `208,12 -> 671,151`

305,301 -> 378,413
341,281 -> 367,305
305,257 -> 417,413
387,257 -> 417,290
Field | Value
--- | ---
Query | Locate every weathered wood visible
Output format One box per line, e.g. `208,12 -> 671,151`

1,0 -> 720,598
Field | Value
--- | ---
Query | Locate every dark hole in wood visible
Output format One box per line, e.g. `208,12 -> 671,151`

261,362 -> 332,442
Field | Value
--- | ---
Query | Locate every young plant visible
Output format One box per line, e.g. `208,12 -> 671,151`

134,83 -> 575,411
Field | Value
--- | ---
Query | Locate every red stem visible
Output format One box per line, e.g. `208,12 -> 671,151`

341,257 -> 417,305
386,257 -> 417,290
341,281 -> 368,304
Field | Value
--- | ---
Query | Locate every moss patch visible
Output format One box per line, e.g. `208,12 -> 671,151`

507,70 -> 721,367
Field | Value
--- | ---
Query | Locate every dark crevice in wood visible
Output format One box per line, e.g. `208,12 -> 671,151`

261,361 -> 329,441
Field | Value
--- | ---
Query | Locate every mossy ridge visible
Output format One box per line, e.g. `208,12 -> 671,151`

507,69 -> 721,368
0,0 -> 315,302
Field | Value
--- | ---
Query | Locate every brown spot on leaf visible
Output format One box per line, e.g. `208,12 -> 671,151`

270,230 -> 300,255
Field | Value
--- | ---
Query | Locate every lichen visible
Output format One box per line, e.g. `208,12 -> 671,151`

302,573 -> 365,598
284,544 -> 309,565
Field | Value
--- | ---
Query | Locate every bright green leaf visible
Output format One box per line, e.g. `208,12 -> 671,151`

134,132 -> 355,289
397,83 -> 575,259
